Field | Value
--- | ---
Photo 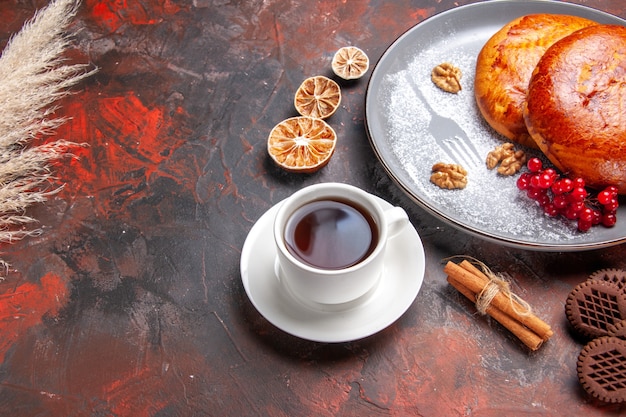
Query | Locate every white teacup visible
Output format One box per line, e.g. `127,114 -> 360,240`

273,182 -> 408,305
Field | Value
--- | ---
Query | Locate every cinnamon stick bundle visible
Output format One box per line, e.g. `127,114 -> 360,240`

444,259 -> 553,351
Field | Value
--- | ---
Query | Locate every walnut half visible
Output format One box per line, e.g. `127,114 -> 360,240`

486,143 -> 527,176
431,162 -> 468,189
431,63 -> 462,94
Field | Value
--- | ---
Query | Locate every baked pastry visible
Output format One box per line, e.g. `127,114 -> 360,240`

578,336 -> 626,403
565,279 -> 626,339
474,14 -> 597,148
524,25 -> 626,194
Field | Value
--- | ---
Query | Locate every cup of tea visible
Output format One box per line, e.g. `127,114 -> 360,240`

273,182 -> 409,305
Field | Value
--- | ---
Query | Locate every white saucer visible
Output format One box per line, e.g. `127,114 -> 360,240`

240,194 -> 425,343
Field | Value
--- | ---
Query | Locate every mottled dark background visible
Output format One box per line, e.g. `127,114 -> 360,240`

0,1 -> 625,416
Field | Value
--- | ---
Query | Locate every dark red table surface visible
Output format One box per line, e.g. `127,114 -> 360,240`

1,1 -> 625,416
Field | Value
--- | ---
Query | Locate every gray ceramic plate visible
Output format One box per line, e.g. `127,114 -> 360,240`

365,0 -> 626,251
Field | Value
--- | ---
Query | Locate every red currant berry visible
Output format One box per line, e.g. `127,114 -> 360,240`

516,173 -> 531,190
527,157 -> 543,173
592,209 -> 602,225
603,199 -> 619,213
597,190 -> 614,205
577,218 -> 593,232
537,193 -> 551,208
537,172 -> 555,189
579,207 -> 595,223
569,201 -> 585,212
543,202 -> 559,217
564,202 -> 584,220
543,168 -> 557,180
551,178 -> 573,195
602,213 -> 617,227
553,194 -> 568,210
573,177 -> 586,188
527,187 -> 545,201
568,187 -> 588,203
530,174 -> 541,189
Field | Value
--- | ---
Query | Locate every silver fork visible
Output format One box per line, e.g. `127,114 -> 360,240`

405,73 -> 482,168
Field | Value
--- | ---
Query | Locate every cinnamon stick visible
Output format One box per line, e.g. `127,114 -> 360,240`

458,260 -> 553,340
447,274 -> 544,351
443,260 -> 553,348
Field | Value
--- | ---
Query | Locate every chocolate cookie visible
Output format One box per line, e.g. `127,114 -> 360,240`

578,336 -> 626,403
589,269 -> 626,292
608,320 -> 626,339
566,279 -> 626,339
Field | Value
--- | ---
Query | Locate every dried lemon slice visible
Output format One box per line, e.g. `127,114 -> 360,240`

294,75 -> 341,119
331,46 -> 370,80
267,116 -> 337,173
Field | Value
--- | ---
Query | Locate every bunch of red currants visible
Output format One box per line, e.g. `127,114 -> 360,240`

516,158 -> 619,232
